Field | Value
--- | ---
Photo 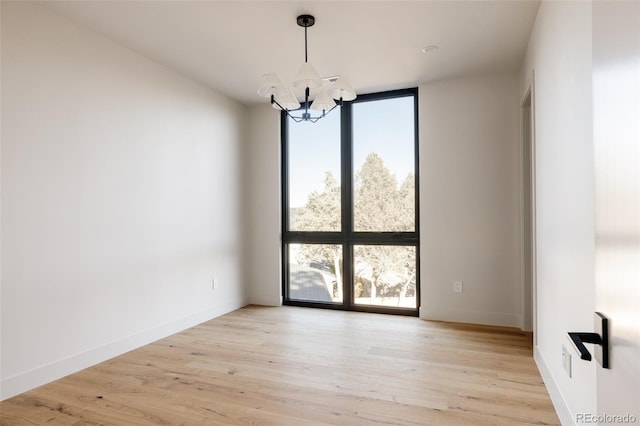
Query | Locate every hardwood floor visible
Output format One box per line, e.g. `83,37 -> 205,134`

0,306 -> 559,425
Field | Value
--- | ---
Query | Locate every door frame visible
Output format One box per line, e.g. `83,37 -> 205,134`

521,73 -> 537,340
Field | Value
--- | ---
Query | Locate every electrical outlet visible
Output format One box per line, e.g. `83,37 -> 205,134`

562,345 -> 572,377
453,280 -> 463,293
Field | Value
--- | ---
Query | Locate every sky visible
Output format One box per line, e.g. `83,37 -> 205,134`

288,96 -> 416,208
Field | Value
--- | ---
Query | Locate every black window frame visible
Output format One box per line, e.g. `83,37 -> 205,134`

281,87 -> 420,316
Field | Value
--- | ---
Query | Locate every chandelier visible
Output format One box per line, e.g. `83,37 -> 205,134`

257,14 -> 356,123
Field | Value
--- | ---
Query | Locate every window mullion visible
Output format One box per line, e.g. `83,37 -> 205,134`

341,100 -> 354,309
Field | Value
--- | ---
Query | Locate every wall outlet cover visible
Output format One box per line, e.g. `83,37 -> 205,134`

562,345 -> 572,378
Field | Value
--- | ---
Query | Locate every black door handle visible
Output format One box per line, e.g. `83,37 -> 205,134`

568,312 -> 609,369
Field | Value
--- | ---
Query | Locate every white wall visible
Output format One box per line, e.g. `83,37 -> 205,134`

520,1 -> 596,423
1,2 -> 247,399
244,104 -> 281,306
592,0 -> 640,419
418,73 -> 522,328
247,77 -> 525,320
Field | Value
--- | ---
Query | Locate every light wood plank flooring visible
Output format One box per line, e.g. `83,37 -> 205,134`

0,306 -> 559,425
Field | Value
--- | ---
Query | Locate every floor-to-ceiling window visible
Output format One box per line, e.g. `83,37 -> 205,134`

282,88 -> 419,315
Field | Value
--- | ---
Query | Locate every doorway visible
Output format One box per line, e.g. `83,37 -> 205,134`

521,82 -> 536,339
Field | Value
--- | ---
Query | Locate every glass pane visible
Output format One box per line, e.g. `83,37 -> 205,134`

353,97 -> 415,232
353,245 -> 416,308
288,109 -> 341,231
288,243 -> 343,303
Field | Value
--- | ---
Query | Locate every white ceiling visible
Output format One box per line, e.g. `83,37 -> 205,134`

39,1 -> 540,106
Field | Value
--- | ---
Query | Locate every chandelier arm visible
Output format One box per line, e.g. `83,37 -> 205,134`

288,113 -> 304,123
283,107 -> 304,123
271,96 -> 302,122
325,101 -> 340,115
271,95 -> 287,111
272,93 -> 343,123
310,101 -> 340,123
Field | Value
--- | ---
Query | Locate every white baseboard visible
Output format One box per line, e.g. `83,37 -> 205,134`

535,347 -> 575,426
0,298 -> 247,401
247,294 -> 282,307
420,306 -> 521,328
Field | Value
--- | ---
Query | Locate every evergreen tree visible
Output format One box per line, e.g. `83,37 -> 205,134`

293,153 -> 416,305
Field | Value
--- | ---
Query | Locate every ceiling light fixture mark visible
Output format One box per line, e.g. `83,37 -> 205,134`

422,45 -> 439,54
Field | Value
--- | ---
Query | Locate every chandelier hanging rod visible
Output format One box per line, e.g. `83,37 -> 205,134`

299,14 -> 312,63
